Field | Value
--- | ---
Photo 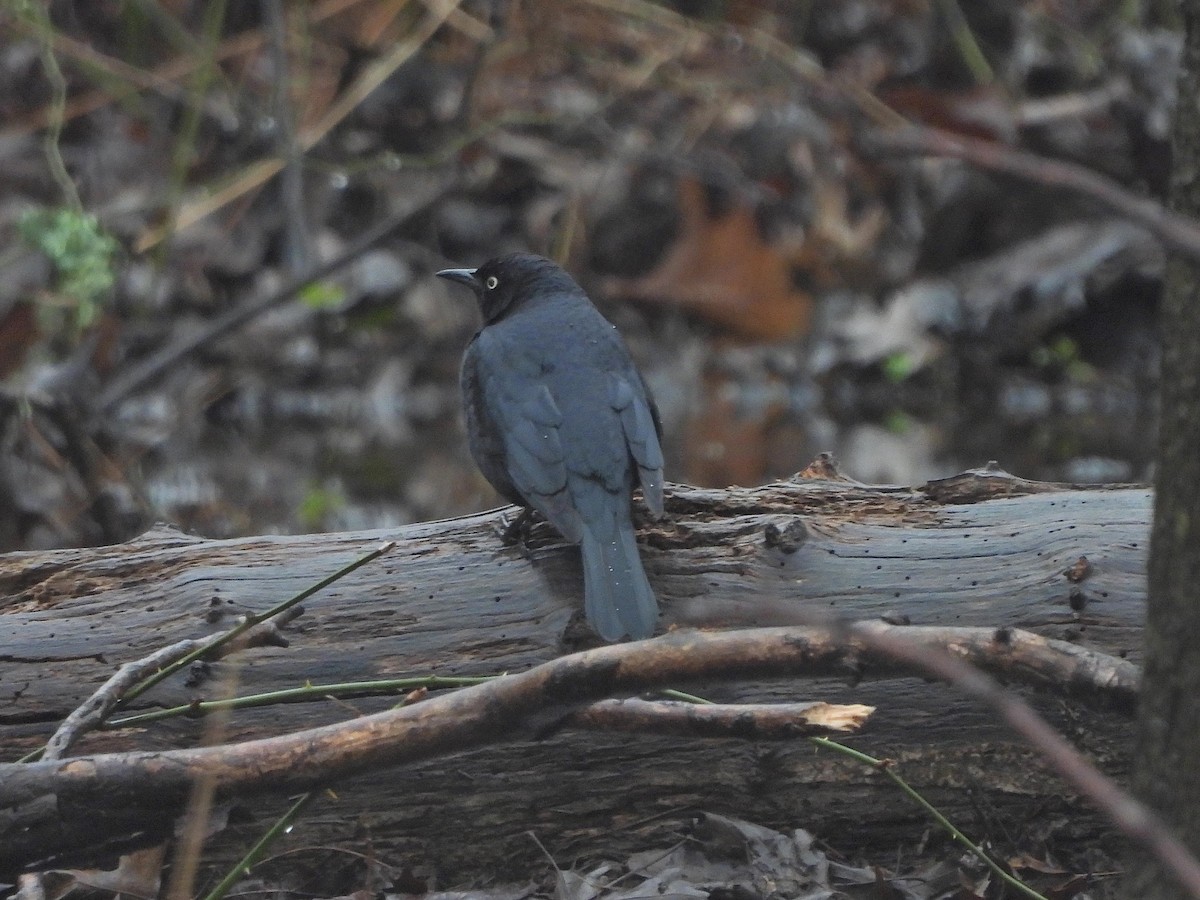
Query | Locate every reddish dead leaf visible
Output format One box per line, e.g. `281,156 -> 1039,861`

1047,873 -> 1093,899
607,175 -> 813,340
0,301 -> 121,378
50,844 -> 167,900
880,83 -> 1018,142
683,386 -> 821,488
0,301 -> 39,379
871,865 -> 908,898
313,0 -> 414,49
955,866 -> 988,899
681,370 -> 784,488
1007,852 -> 1069,875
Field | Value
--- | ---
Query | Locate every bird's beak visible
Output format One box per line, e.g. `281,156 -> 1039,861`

435,267 -> 479,289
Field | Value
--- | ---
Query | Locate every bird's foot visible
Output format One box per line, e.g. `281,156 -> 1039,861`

496,506 -> 539,547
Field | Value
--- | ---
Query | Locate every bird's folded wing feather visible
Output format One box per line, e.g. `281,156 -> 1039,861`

610,376 -> 665,515
482,361 -> 582,542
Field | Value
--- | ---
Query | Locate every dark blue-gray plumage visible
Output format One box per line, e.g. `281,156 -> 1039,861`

437,253 -> 664,640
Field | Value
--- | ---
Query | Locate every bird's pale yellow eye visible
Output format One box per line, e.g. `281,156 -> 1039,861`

485,276 -> 499,290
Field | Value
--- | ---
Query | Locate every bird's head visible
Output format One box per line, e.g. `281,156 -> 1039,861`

437,253 -> 583,324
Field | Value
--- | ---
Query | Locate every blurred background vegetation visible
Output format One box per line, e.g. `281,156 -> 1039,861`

0,0 -> 1176,551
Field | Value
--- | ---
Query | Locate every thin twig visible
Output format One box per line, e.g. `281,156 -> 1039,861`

120,540 -> 395,705
200,793 -> 316,900
19,618 -> 296,764
863,125 -> 1200,262
0,0 -> 379,140
567,698 -> 871,737
104,675 -> 495,728
132,0 -> 465,252
582,0 -> 908,128
264,0 -> 312,274
811,737 -> 1047,900
165,655 -> 240,900
838,619 -> 1200,898
667,688 -> 1044,899
0,625 -> 1191,893
93,180 -> 449,414
16,2 -> 82,211
934,0 -> 995,84
152,0 -> 227,282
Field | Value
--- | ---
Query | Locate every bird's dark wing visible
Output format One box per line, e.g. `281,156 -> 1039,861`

469,330 -> 582,541
461,338 -> 522,505
505,384 -> 566,493
610,375 -> 665,516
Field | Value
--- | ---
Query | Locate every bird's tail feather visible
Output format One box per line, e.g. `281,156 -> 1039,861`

580,509 -> 658,641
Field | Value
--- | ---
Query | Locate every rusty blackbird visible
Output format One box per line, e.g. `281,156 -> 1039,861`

437,253 -> 663,640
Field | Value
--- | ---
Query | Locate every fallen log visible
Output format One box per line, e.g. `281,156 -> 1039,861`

0,462 -> 1147,882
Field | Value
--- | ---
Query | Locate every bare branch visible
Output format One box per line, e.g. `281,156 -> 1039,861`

567,699 -> 873,738
841,620 -> 1200,898
862,125 -> 1200,263
43,616 -> 298,761
0,624 -> 1144,877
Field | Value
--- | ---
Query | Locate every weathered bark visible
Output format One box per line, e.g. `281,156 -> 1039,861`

1126,5 -> 1200,898
0,623 -> 1140,878
0,468 -> 1148,882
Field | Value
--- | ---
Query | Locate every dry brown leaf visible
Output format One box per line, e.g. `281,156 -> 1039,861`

880,83 -> 1019,142
681,370 -> 785,487
608,175 -> 813,340
0,302 -> 39,379
44,844 -> 167,900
